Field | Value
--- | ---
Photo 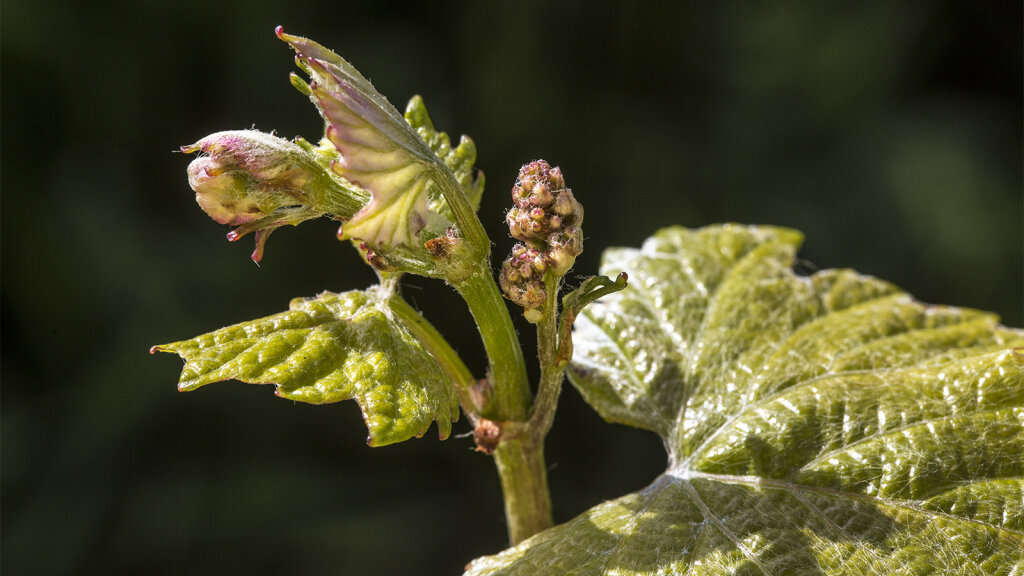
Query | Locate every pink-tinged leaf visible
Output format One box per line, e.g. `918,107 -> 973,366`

279,28 -> 440,248
182,129 -> 366,262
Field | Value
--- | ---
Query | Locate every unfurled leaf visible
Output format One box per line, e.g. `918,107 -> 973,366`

153,289 -> 459,446
280,29 -> 472,248
467,224 -> 1024,575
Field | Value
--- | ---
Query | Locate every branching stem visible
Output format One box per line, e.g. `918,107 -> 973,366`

449,232 -> 553,544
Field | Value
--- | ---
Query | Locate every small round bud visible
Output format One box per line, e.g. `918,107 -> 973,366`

552,190 -> 583,225
523,308 -> 544,324
545,226 -> 583,276
531,182 -> 554,206
547,166 -> 564,189
546,245 -> 577,276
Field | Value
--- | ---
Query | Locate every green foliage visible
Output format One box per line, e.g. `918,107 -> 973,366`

159,28 -> 1021,574
467,225 -> 1024,575
154,289 -> 459,446
404,95 -> 485,216
281,30 -> 468,249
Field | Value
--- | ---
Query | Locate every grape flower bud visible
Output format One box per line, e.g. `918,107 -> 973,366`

500,160 -> 583,321
183,130 -> 364,262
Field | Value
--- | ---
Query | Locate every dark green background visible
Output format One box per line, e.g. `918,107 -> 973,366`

3,2 -> 1020,574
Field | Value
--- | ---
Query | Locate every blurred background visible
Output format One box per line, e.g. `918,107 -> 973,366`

3,1 -> 1020,574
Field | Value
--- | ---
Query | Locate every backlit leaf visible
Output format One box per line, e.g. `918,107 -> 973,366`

154,289 -> 459,446
467,224 -> 1024,575
280,30 -> 477,248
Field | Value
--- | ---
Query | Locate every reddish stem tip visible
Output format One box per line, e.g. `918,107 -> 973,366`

149,345 -> 160,355
275,25 -> 285,38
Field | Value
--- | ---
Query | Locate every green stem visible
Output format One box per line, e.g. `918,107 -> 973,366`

432,163 -> 553,543
528,277 -> 563,440
452,262 -> 553,544
493,436 -> 552,544
454,269 -> 531,421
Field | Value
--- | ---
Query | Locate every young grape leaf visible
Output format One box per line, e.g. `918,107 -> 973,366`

404,95 -> 485,217
153,289 -> 459,446
467,224 -> 1023,575
280,29 -> 475,248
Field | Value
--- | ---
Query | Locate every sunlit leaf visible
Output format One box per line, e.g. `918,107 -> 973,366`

154,289 -> 459,446
280,29 -> 476,248
467,224 -> 1024,575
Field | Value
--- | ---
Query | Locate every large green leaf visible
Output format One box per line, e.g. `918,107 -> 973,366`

154,289 -> 459,446
467,224 -> 1024,575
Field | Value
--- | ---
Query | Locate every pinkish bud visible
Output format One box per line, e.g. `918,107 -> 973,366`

552,190 -> 577,217
502,159 -> 584,310
500,257 -> 548,310
182,129 -> 362,262
531,182 -> 554,205
547,166 -> 564,189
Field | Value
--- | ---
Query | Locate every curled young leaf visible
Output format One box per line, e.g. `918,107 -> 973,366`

468,224 -> 1024,575
153,289 -> 459,446
404,95 -> 485,216
182,129 -> 366,262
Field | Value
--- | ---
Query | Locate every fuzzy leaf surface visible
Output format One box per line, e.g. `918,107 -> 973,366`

155,289 -> 458,446
281,31 -> 477,248
467,224 -> 1024,575
404,95 -> 484,218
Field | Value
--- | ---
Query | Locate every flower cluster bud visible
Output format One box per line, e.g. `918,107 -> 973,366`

505,161 -> 583,252
499,245 -> 549,311
500,160 -> 584,321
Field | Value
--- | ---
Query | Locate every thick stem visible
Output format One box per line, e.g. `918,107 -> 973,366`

493,436 -> 553,544
454,269 -> 531,421
433,163 -> 553,542
454,267 -> 553,544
